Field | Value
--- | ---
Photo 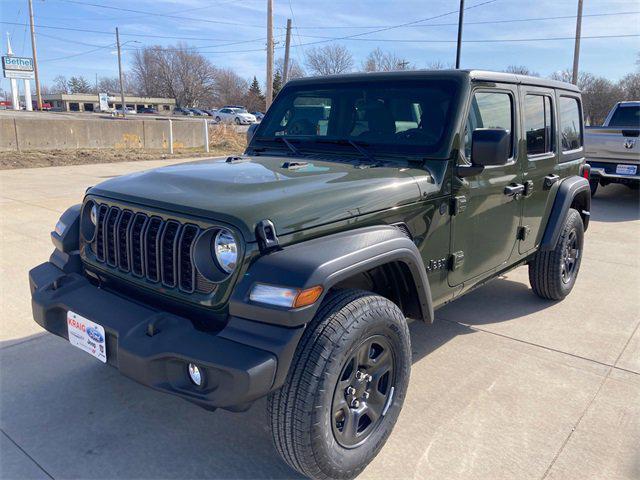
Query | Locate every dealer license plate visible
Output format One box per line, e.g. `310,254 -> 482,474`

616,164 -> 637,175
67,311 -> 107,363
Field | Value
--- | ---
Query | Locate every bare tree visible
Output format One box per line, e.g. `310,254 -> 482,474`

305,44 -> 353,76
212,68 -> 249,107
619,72 -> 640,100
131,44 -> 217,107
426,60 -> 453,70
362,48 -> 412,72
504,65 -> 539,77
276,56 -> 305,81
97,75 -> 136,95
51,75 -> 69,94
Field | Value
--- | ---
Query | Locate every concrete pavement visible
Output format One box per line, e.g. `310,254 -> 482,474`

1,160 -> 638,479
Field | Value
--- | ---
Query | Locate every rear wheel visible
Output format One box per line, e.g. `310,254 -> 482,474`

215,116 -> 221,123
529,208 -> 584,300
268,289 -> 411,480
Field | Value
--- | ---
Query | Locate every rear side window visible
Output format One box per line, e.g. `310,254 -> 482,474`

524,95 -> 554,155
465,91 -> 513,159
559,97 -> 582,151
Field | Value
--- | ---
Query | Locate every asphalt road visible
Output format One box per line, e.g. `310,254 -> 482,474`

1,159 -> 638,480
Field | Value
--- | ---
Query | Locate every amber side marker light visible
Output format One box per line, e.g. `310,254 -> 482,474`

293,285 -> 324,308
249,283 -> 324,308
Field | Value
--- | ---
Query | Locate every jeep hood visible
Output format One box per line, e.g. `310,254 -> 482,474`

88,155 -> 433,241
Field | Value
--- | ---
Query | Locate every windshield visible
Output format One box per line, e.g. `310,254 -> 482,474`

254,79 -> 459,155
608,105 -> 640,127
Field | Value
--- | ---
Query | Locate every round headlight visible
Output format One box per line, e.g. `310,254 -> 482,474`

90,204 -> 98,225
213,229 -> 238,274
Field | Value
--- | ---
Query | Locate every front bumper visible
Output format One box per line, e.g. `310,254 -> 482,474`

29,260 -> 304,411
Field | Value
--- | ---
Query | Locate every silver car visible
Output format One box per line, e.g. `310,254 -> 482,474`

214,107 -> 257,125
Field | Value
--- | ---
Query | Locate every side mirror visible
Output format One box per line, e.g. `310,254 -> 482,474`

247,123 -> 259,144
471,128 -> 511,167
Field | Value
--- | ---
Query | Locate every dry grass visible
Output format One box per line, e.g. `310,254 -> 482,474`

0,127 -> 247,170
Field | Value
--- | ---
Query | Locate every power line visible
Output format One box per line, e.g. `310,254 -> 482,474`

40,43 -> 116,63
290,10 -> 640,29
287,33 -> 640,44
54,0 -> 271,28
3,9 -> 638,50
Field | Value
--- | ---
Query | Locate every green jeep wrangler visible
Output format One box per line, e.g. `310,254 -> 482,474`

30,70 -> 591,480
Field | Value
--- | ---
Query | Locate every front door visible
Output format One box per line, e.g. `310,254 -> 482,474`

518,86 -> 559,253
449,84 -> 523,286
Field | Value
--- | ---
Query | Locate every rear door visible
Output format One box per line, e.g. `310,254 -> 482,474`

518,86 -> 560,254
449,84 -> 523,286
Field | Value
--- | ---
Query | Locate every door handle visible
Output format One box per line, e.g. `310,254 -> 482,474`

504,184 -> 525,197
543,174 -> 560,190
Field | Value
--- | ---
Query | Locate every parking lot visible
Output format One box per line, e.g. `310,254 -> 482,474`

0,159 -> 638,479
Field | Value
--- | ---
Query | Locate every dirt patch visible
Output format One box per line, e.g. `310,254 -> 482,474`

0,125 -> 248,170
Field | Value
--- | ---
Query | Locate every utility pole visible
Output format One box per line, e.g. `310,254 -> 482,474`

455,0 -> 464,69
116,27 -> 126,117
282,18 -> 292,84
28,0 -> 42,110
265,0 -> 274,108
571,0 -> 584,85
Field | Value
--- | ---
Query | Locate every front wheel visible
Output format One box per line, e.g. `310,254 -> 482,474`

234,117 -> 241,125
268,289 -> 411,480
529,208 -> 584,300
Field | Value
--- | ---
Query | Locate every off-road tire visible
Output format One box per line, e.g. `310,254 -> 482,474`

529,208 -> 584,300
589,179 -> 598,197
267,289 -> 411,480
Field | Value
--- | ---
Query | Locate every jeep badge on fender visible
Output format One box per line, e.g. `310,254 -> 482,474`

29,70 -> 590,480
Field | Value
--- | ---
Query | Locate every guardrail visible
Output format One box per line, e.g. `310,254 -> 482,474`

0,116 -> 211,152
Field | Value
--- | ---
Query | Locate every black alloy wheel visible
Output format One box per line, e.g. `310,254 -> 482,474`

332,335 -> 395,448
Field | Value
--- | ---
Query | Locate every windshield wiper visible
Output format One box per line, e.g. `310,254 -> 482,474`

347,139 -> 376,163
313,138 -> 378,164
254,136 -> 302,156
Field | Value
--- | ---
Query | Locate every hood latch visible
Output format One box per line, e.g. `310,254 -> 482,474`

256,219 -> 280,253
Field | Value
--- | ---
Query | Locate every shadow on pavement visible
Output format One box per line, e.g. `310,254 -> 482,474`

1,274 -> 536,480
590,183 -> 640,223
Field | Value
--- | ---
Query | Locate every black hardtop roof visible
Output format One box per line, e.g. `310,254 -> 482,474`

286,69 -> 580,93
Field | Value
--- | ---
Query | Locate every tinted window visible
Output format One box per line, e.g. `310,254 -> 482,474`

256,80 -> 459,155
524,95 -> 554,155
608,105 -> 640,127
559,97 -> 582,151
465,91 -> 513,159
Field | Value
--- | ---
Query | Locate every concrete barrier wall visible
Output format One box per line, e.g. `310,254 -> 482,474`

0,117 -> 206,152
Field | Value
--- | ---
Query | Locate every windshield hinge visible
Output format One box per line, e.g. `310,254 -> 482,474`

450,195 -> 467,216
449,251 -> 465,271
255,219 -> 280,253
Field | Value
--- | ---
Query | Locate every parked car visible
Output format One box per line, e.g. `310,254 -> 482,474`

585,101 -> 640,195
173,107 -> 194,116
138,107 -> 158,114
189,108 -> 207,116
29,70 -> 591,480
202,109 -> 217,117
214,107 -> 257,124
113,107 -> 136,115
252,111 -> 265,121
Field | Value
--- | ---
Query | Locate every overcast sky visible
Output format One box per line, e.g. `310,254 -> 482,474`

1,0 -> 638,93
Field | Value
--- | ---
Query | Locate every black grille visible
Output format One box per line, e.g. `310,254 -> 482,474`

91,203 -> 211,294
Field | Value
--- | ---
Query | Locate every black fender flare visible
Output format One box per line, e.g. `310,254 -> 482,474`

229,225 -> 434,328
540,176 -> 590,251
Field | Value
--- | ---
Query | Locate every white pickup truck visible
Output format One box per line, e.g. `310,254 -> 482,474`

585,101 -> 640,196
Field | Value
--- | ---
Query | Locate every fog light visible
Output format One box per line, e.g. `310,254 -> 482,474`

188,363 -> 202,386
